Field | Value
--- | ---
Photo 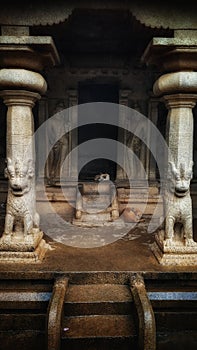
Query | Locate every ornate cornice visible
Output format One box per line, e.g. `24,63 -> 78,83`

0,1 -> 196,30
0,2 -> 73,26
130,2 -> 197,30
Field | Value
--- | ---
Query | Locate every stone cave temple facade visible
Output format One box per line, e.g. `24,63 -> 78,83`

0,1 -> 197,350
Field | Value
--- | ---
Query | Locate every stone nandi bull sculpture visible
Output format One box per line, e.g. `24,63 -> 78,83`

164,161 -> 195,246
4,158 -> 40,237
94,173 -> 110,181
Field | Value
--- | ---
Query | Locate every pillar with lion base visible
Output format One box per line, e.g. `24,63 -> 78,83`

0,26 -> 60,262
142,30 -> 197,265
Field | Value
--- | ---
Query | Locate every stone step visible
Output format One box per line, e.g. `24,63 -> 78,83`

82,183 -> 111,195
81,195 -> 112,210
82,203 -> 111,211
82,195 -> 111,202
148,289 -> 197,309
157,330 -> 197,350
0,291 -> 51,310
0,280 -> 52,350
0,330 -> 45,350
62,284 -> 136,349
64,284 -> 133,316
75,212 -> 111,222
0,294 -> 48,350
147,286 -> 197,339
72,218 -> 123,227
62,315 -> 137,350
0,313 -> 46,330
62,334 -> 136,350
155,311 -> 197,332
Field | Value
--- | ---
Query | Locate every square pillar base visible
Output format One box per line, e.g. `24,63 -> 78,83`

152,230 -> 197,266
0,231 -> 50,262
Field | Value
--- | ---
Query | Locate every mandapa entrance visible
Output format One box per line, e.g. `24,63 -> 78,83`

78,82 -> 119,181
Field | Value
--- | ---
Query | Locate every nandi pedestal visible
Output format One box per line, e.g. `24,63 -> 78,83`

142,34 -> 197,265
0,70 -> 49,262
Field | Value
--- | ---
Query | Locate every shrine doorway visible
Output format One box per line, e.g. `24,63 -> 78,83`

78,82 -> 119,181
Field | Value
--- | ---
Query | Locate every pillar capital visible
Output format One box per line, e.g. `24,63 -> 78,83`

0,35 -> 60,71
0,68 -> 47,95
153,71 -> 197,97
142,35 -> 197,72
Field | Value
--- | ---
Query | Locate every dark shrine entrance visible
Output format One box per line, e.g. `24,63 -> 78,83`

78,82 -> 119,181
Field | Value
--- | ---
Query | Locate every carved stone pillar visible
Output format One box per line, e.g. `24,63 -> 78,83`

117,90 -> 149,184
0,70 -> 48,262
116,89 -> 132,182
37,97 -> 49,182
143,32 -> 197,265
148,98 -> 160,182
66,89 -> 78,182
0,30 -> 60,262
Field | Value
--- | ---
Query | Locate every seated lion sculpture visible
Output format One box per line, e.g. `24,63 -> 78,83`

165,161 -> 195,246
4,158 -> 40,237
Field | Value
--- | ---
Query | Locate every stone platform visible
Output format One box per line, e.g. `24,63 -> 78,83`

0,230 -> 50,263
0,213 -> 197,271
152,230 -> 197,266
0,238 -> 49,263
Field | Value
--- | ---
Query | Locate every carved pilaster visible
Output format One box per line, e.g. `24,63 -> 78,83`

116,89 -> 132,181
117,90 -> 148,184
37,98 -> 49,181
148,98 -> 160,181
66,89 -> 78,182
